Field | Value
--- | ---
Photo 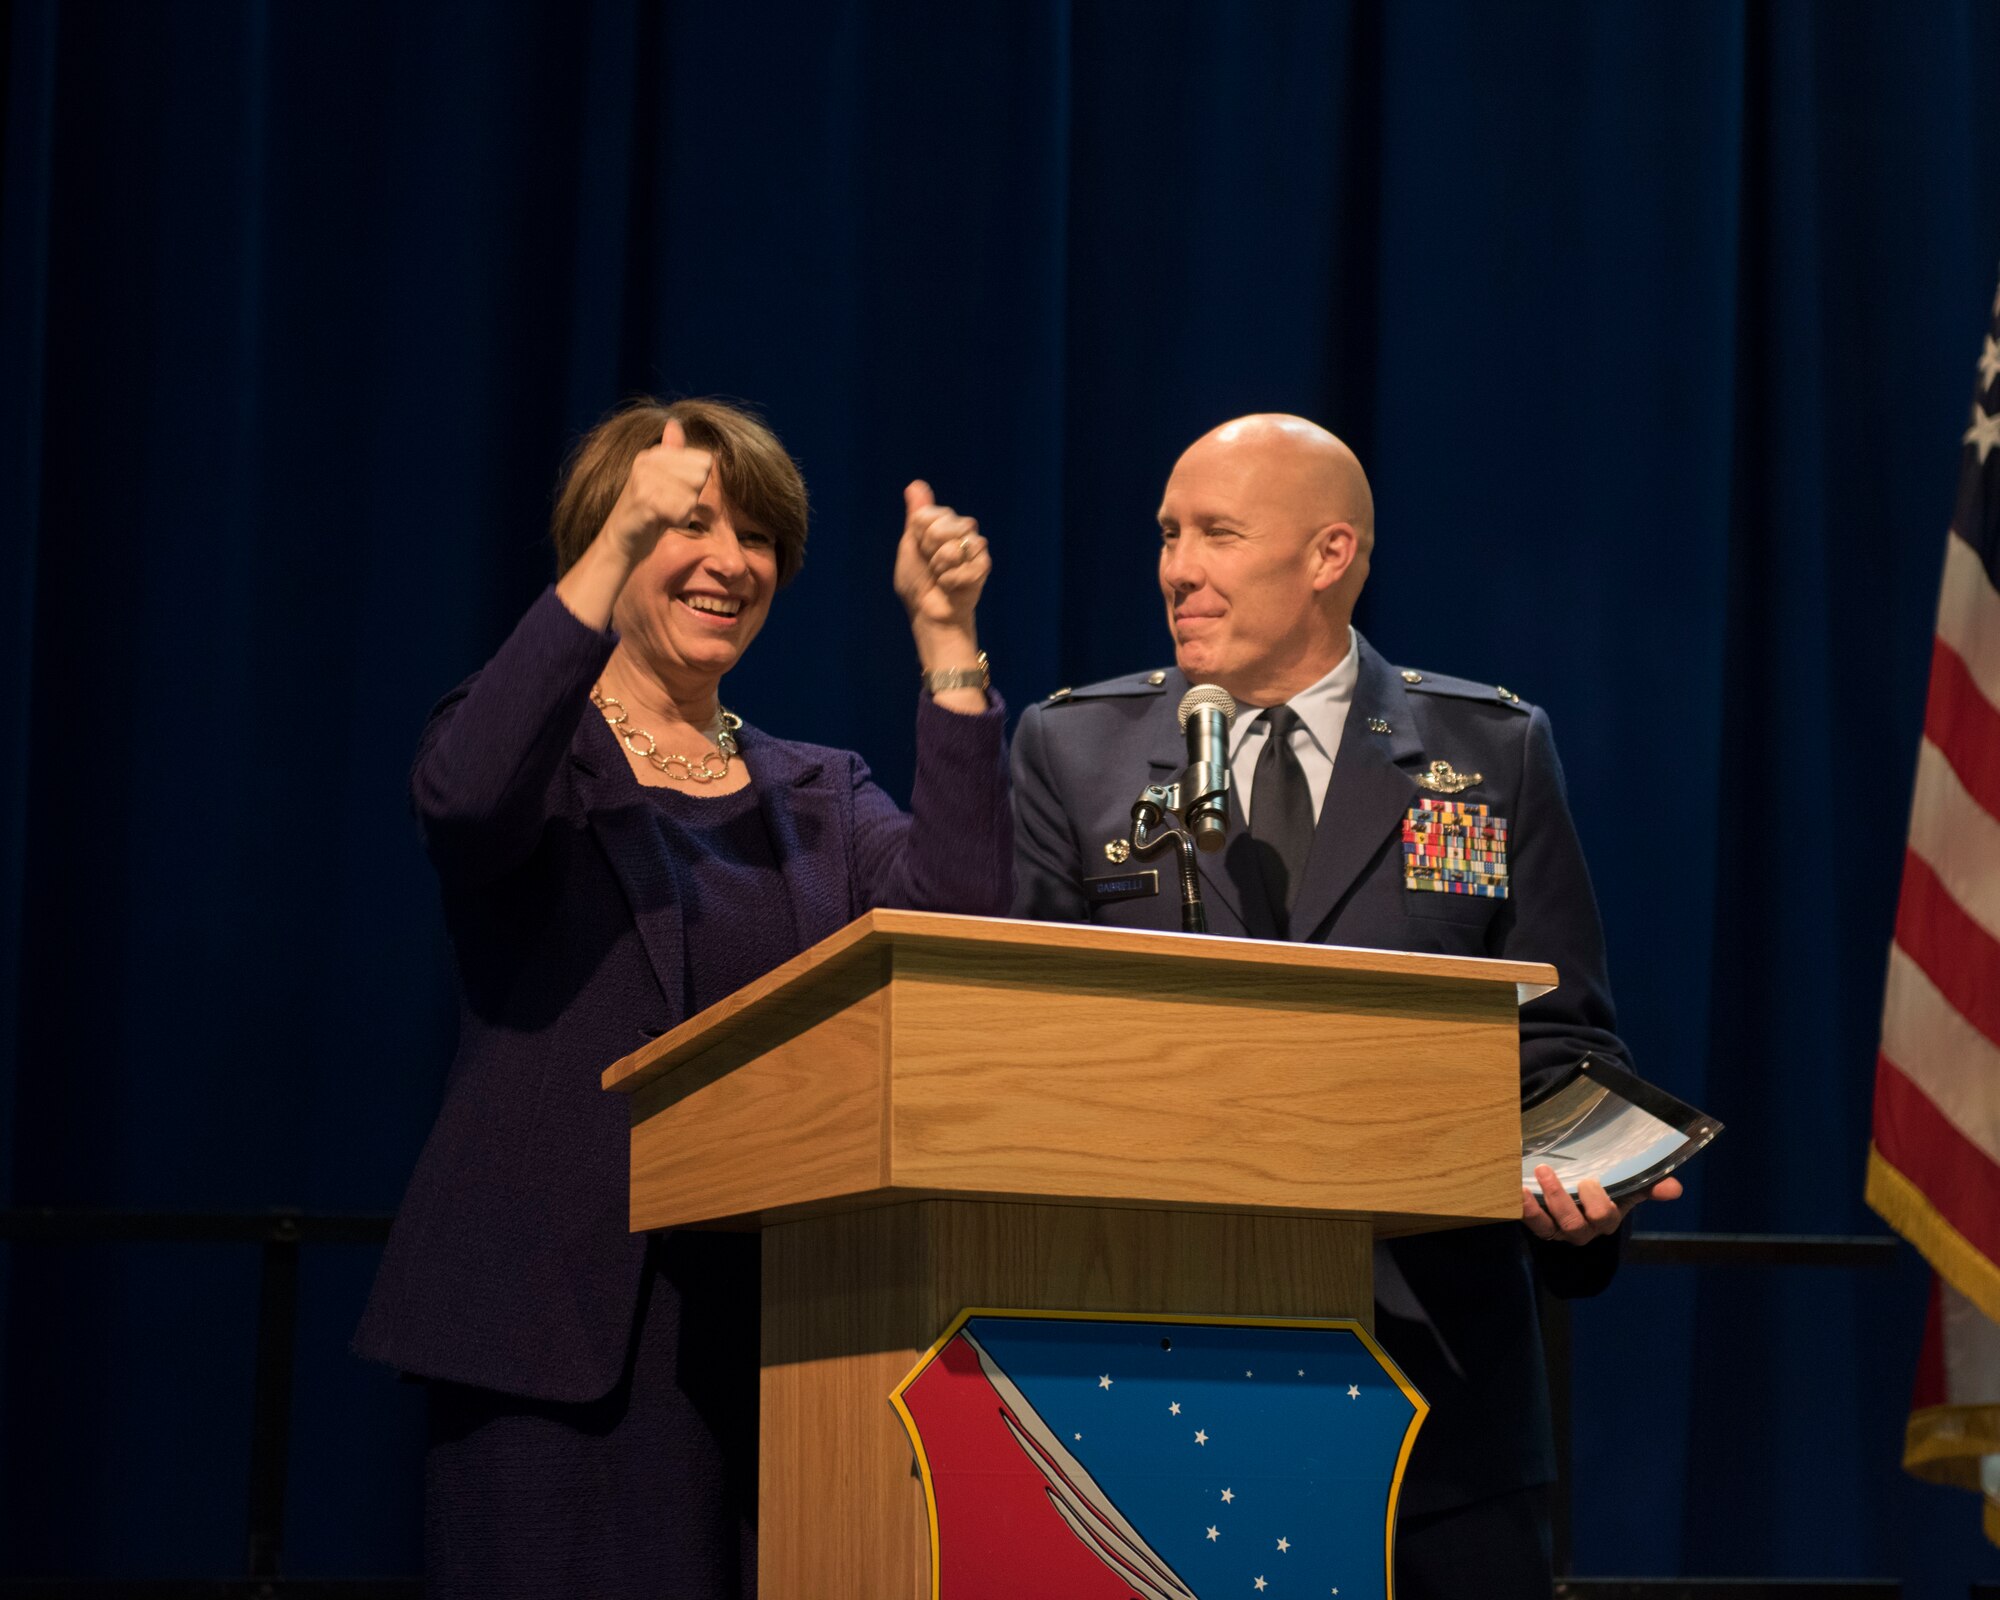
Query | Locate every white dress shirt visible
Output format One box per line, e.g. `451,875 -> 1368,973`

1228,628 -> 1361,825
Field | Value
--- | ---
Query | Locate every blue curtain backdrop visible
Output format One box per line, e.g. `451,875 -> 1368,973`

5,0 -> 2000,1588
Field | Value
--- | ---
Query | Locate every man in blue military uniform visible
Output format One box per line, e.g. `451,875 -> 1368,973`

1010,414 -> 1679,1599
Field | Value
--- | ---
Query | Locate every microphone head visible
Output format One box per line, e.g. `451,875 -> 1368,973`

1177,683 -> 1237,730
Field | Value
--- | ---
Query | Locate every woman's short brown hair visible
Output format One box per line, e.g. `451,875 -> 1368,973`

550,397 -> 809,585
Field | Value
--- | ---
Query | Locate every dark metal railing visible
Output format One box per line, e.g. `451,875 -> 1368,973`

0,1213 -> 1947,1598
1555,1585 -> 1902,1599
1543,1233 -> 1906,1600
0,1210 -> 401,1599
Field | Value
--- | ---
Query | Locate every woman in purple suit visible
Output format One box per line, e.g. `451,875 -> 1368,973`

354,398 -> 1011,1598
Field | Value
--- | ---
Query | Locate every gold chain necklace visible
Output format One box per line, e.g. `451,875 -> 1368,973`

590,684 -> 743,783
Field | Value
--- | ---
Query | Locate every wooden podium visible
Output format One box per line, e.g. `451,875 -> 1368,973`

601,910 -> 1554,1598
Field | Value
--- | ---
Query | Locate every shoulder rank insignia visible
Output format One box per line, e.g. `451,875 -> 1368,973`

1415,759 -> 1482,795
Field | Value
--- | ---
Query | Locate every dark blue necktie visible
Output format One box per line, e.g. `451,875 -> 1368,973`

1249,704 -> 1313,937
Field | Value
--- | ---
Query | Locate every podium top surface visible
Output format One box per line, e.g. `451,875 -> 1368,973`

602,909 -> 1555,1098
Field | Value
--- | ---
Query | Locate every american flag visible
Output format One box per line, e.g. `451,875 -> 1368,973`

893,1312 -> 1424,1599
1866,274 -> 2000,1548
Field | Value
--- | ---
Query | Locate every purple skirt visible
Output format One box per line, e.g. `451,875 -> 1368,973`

424,1231 -> 760,1599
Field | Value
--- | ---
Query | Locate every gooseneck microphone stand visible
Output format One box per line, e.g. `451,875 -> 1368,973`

1126,782 -> 1211,934
1119,685 -> 1236,935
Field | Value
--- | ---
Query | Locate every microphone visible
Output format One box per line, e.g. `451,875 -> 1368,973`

1176,684 -> 1237,853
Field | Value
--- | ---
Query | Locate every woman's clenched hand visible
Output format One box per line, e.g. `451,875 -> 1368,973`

557,420 -> 714,632
895,480 -> 989,631
602,419 -> 714,567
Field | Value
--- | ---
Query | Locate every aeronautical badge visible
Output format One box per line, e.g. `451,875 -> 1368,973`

1403,798 -> 1509,898
1414,759 -> 1482,795
892,1309 -> 1426,1600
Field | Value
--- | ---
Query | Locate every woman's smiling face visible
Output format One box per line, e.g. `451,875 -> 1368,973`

612,471 -> 780,689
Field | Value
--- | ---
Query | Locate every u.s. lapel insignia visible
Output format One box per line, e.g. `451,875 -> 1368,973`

1415,759 -> 1482,795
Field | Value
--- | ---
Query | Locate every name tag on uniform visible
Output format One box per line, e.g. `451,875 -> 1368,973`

1403,800 -> 1509,898
1082,869 -> 1160,905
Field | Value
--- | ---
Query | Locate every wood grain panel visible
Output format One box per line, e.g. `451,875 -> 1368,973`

603,910 -> 1555,1096
760,1199 -> 1373,1599
919,1200 -> 1373,1327
627,987 -> 888,1233
886,953 -> 1521,1222
762,1204 -> 933,1600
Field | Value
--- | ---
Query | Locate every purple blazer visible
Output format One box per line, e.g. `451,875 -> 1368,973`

354,589 -> 1013,1402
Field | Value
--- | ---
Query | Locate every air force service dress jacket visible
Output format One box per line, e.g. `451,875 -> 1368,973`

1009,630 -> 1627,1515
355,588 -> 1014,1403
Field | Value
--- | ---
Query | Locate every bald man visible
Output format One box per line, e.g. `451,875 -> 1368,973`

1011,415 -> 1673,1600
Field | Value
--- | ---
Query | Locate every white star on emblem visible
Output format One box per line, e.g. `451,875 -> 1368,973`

1245,1369 -> 1254,1377
1980,335 -> 2000,394
1255,1579 -> 1268,1593
1206,1526 -> 1220,1542
1965,404 -> 2000,463
1347,1384 -> 1360,1399
1277,1537 -> 1291,1552
1221,1487 -> 1235,1503
1099,1374 -> 1113,1390
1170,1401 -> 1181,1415
1195,1429 -> 1208,1445
1073,1432 -> 1082,1441
1297,1369 -> 1304,1377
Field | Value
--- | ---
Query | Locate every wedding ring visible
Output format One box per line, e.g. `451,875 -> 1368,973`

958,534 -> 974,562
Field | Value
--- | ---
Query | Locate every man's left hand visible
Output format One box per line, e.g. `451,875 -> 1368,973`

1521,1166 -> 1682,1245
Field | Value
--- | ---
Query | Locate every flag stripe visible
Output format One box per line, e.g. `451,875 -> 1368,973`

1880,946 -> 2000,1162
1871,1066 -> 2000,1278
1952,449 -> 2000,594
1916,1272 -> 1949,1411
1938,528 -> 2000,711
1868,1143 -> 2000,1328
1949,437 -> 2000,595
1926,635 -> 2000,824
1943,1277 -> 2000,1405
1893,849 -> 2000,1051
1878,297 -> 2000,1554
1908,738 -> 2000,948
